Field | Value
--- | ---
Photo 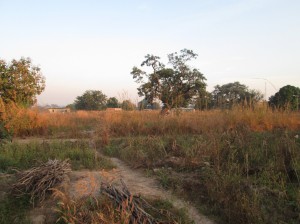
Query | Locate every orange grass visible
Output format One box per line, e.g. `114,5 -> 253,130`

2,105 -> 300,138
103,109 -> 300,137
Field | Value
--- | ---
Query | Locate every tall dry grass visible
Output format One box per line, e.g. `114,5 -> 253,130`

2,106 -> 100,137
2,105 -> 299,138
103,108 -> 300,137
1,105 -> 300,223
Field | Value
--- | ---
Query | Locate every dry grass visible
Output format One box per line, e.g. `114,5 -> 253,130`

102,128 -> 300,223
2,104 -> 299,138
52,186 -> 188,224
2,104 -> 100,137
1,105 -> 300,223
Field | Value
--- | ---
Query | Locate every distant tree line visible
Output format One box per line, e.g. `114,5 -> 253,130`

0,55 -> 299,114
70,90 -> 136,111
268,85 -> 300,111
131,49 -> 299,111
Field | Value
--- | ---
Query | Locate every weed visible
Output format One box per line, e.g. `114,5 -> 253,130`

155,168 -> 173,189
1,107 -> 300,223
0,192 -> 31,224
103,129 -> 300,223
0,140 -> 114,172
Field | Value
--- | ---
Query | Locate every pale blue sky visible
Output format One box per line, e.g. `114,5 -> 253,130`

1,0 -> 299,105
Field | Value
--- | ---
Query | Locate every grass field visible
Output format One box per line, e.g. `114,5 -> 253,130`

0,107 -> 299,223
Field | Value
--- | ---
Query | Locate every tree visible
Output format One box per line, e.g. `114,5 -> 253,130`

138,99 -> 149,110
106,97 -> 119,108
121,100 -> 135,111
194,91 -> 211,110
66,103 -> 76,111
0,57 -> 45,106
269,85 -> 300,110
131,49 -> 206,109
211,82 -> 263,109
138,98 -> 161,110
152,102 -> 161,110
74,90 -> 107,110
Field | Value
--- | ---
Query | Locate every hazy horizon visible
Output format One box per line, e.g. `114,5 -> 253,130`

1,0 -> 299,106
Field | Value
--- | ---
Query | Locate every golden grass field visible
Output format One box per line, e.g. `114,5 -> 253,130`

1,105 -> 300,223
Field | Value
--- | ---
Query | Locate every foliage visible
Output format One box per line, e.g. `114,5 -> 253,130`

74,90 -> 107,110
0,193 -> 31,224
194,91 -> 211,110
0,140 -> 114,172
138,99 -> 161,110
0,121 -> 12,144
1,108 -> 299,223
269,85 -> 300,110
131,49 -> 207,109
211,82 -> 263,109
65,103 -> 75,110
0,99 -> 11,143
121,100 -> 135,111
138,99 -> 150,110
0,57 -> 45,106
106,97 -> 119,108
104,130 -> 300,224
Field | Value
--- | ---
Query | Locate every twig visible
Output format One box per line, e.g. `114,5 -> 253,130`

11,159 -> 71,205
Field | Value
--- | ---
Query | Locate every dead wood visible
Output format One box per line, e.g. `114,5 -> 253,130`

11,159 -> 71,205
101,179 -> 177,224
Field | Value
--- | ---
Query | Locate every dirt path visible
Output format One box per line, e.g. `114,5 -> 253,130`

68,155 -> 214,224
108,157 -> 215,224
14,138 -> 214,223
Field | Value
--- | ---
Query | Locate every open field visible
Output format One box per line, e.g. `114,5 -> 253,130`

0,107 -> 300,223
3,107 -> 300,138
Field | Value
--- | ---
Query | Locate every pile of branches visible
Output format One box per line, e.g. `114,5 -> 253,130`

101,180 -> 176,224
11,159 -> 71,205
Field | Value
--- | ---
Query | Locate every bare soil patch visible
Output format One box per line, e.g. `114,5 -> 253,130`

65,157 -> 214,224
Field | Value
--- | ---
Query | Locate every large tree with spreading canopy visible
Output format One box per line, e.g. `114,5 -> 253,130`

74,90 -> 107,110
131,49 -> 206,109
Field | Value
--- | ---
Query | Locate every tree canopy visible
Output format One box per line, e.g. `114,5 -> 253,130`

211,82 -> 263,109
269,85 -> 300,110
106,97 -> 119,108
0,57 -> 45,106
121,100 -> 135,111
74,90 -> 107,110
138,99 -> 161,110
131,49 -> 206,109
194,90 -> 211,110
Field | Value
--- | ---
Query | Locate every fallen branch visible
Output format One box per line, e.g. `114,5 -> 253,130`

11,159 -> 71,205
101,180 -> 176,224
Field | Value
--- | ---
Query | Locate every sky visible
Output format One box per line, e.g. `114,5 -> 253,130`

0,0 -> 299,106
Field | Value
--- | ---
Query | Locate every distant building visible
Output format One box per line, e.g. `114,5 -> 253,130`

106,108 -> 122,111
48,108 -> 71,113
171,107 -> 195,112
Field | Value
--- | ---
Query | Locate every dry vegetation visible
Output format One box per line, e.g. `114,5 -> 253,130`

12,159 -> 71,204
1,105 -> 300,223
1,103 -> 299,139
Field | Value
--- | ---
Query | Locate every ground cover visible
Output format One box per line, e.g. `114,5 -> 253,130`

0,108 -> 299,223
0,139 -> 194,224
102,129 -> 300,223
